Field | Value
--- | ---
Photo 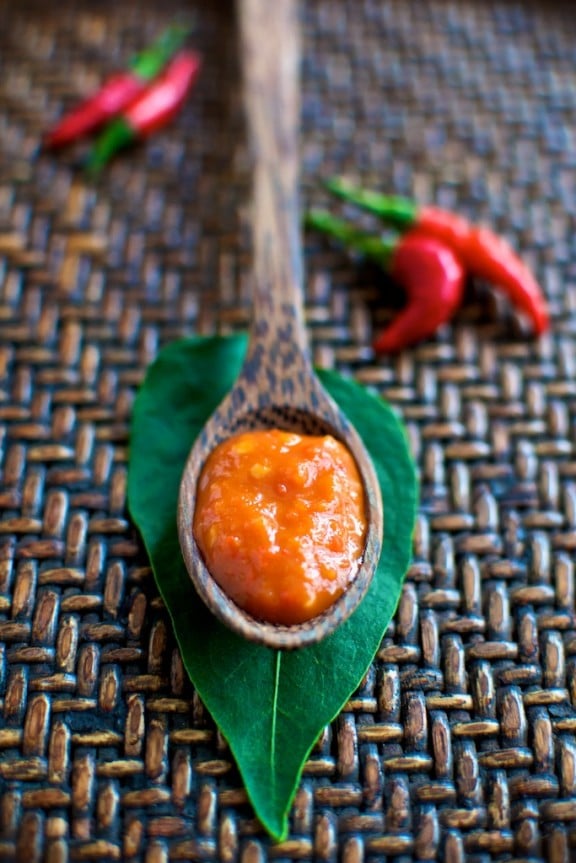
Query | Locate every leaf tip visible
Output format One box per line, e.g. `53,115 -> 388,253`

261,814 -> 289,844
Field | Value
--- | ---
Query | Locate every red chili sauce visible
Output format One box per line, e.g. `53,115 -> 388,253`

193,429 -> 367,625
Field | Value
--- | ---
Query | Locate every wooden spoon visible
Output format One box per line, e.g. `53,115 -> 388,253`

178,0 -> 383,649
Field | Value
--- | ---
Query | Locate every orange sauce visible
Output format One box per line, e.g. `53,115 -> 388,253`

193,429 -> 367,625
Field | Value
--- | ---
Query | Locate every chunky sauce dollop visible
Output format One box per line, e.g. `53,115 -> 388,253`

193,429 -> 367,625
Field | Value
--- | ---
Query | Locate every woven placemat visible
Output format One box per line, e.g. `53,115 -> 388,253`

1,0 -> 576,860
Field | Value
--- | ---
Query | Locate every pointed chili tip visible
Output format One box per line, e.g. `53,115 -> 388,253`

42,133 -> 58,151
534,305 -> 550,336
529,282 -> 550,336
372,331 -> 403,354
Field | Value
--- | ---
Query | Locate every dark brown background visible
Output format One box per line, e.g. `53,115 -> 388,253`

1,1 -> 576,860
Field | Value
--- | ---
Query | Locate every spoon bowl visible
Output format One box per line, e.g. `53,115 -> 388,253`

177,0 -> 383,649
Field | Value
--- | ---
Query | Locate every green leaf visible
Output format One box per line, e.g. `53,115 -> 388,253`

128,335 -> 417,840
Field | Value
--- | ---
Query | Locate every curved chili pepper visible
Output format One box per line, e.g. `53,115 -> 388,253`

44,25 -> 191,149
324,177 -> 549,335
376,232 -> 465,353
305,210 -> 465,353
85,51 -> 201,173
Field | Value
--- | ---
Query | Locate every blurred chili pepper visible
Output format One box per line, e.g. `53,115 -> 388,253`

324,177 -> 549,335
44,24 -> 191,149
85,51 -> 201,173
305,210 -> 465,353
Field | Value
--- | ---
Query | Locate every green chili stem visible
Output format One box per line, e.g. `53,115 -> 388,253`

85,118 -> 135,175
130,24 -> 191,80
323,178 -> 419,229
305,209 -> 396,267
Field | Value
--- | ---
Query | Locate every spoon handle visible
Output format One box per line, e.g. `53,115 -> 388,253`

239,0 -> 309,361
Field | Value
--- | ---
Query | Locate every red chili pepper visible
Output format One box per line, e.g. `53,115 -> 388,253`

305,210 -> 465,353
375,232 -> 465,353
324,178 -> 549,335
44,25 -> 191,149
85,51 -> 201,173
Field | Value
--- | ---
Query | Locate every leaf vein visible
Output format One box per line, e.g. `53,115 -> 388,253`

270,651 -> 282,791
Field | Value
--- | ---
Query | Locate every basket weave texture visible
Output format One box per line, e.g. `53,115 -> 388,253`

1,0 -> 576,860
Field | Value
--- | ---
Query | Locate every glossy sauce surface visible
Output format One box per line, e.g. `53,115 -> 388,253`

193,429 -> 367,625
